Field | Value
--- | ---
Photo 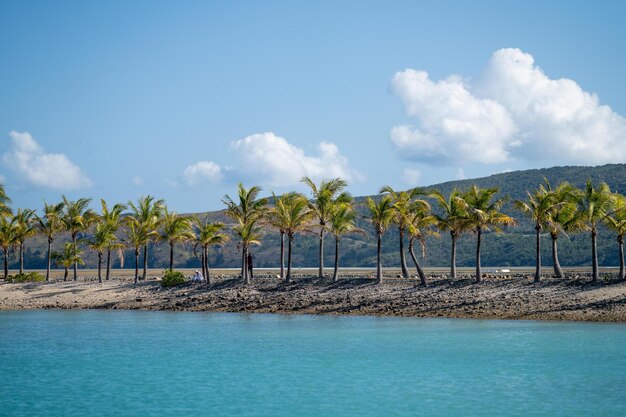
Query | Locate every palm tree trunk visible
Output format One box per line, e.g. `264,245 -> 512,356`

450,231 -> 457,280
551,233 -> 564,278
242,245 -> 250,285
591,228 -> 599,283
241,248 -> 245,277
279,232 -> 285,280
333,237 -> 339,282
72,234 -> 78,281
169,242 -> 174,271
619,236 -> 625,281
534,224 -> 542,283
408,238 -> 426,285
399,227 -> 409,278
97,252 -> 103,284
204,247 -> 211,285
46,238 -> 52,282
318,228 -> 325,278
376,233 -> 383,284
64,267 -> 68,281
475,227 -> 482,283
3,249 -> 7,280
142,244 -> 148,280
134,249 -> 139,285
19,242 -> 24,274
287,235 -> 293,283
106,248 -> 111,281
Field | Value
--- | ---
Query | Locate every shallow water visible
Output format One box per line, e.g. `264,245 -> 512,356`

1,311 -> 625,416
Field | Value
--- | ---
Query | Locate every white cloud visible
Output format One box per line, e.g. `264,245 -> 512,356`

402,168 -> 421,185
132,176 -> 144,186
230,132 -> 359,187
390,48 -> 626,166
3,131 -> 92,190
183,161 -> 223,186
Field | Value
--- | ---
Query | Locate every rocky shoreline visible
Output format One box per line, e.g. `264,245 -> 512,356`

2,272 -> 626,322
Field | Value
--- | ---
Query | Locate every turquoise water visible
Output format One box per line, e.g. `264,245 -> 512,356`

1,311 -> 625,417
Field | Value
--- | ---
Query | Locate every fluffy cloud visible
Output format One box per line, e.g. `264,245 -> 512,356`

183,161 -> 223,186
230,132 -> 358,187
3,131 -> 92,190
390,48 -> 626,166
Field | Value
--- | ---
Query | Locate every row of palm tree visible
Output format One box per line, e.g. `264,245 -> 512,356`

0,177 -> 625,286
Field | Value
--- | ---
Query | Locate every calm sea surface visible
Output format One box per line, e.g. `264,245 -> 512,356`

1,311 -> 625,417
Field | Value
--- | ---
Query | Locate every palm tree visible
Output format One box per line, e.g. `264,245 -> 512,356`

545,182 -> 582,278
515,184 -> 559,283
62,196 -> 96,281
463,186 -> 516,283
366,195 -> 395,284
406,199 -> 437,285
0,184 -> 11,218
124,217 -> 151,285
193,219 -> 228,284
0,215 -> 18,279
430,190 -> 470,280
380,186 -> 420,278
160,208 -> 194,271
13,208 -> 36,274
53,242 -> 84,282
265,193 -> 291,280
301,177 -> 351,278
88,222 -> 117,283
223,183 -> 267,283
328,202 -> 363,282
605,193 -> 626,281
36,201 -> 65,282
577,180 -> 615,283
278,193 -> 312,283
100,200 -> 127,280
128,195 -> 165,280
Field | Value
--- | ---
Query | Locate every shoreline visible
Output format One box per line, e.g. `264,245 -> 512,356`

2,273 -> 626,322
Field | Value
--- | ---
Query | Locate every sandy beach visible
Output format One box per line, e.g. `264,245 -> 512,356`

2,269 -> 626,322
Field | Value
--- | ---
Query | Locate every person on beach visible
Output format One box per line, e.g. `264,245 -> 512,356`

191,270 -> 203,282
247,252 -> 254,279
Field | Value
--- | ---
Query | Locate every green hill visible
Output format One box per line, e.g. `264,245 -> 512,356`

16,163 -> 626,271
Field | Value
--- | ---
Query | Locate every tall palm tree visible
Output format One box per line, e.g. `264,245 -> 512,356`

301,177 -> 351,278
0,215 -> 18,279
62,196 -> 96,281
36,201 -> 65,282
515,184 -> 559,283
124,217 -> 151,285
545,182 -> 582,278
328,202 -> 363,282
605,193 -> 626,281
13,208 -> 36,274
577,180 -> 615,283
193,218 -> 228,284
430,190 -> 470,280
88,222 -> 117,283
223,183 -> 267,283
100,199 -> 127,281
279,193 -> 312,283
0,184 -> 11,218
160,208 -> 194,271
53,242 -> 84,282
265,193 -> 291,280
128,195 -> 165,280
406,199 -> 437,285
463,186 -> 516,283
380,186 -> 420,278
366,195 -> 395,284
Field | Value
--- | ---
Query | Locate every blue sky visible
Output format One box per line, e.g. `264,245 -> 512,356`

1,0 -> 626,213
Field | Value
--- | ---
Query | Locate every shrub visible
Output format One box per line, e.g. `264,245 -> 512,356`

6,272 -> 46,283
160,270 -> 187,287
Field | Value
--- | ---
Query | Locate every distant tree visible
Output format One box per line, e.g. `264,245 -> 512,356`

406,199 -> 437,285
463,186 -> 516,283
0,215 -> 18,279
193,219 -> 228,284
13,208 -> 36,274
366,195 -> 395,284
545,182 -> 582,278
99,200 -> 127,280
160,208 -> 194,271
380,186 -> 419,278
301,177 -> 351,278
277,193 -> 312,283
0,184 -> 11,218
328,202 -> 363,282
53,242 -> 84,282
605,193 -> 626,280
87,222 -> 117,283
265,193 -> 291,280
128,195 -> 165,280
36,201 -> 65,281
124,217 -> 152,285
62,196 -> 96,281
233,218 -> 263,285
430,190 -> 470,280
577,180 -> 615,283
